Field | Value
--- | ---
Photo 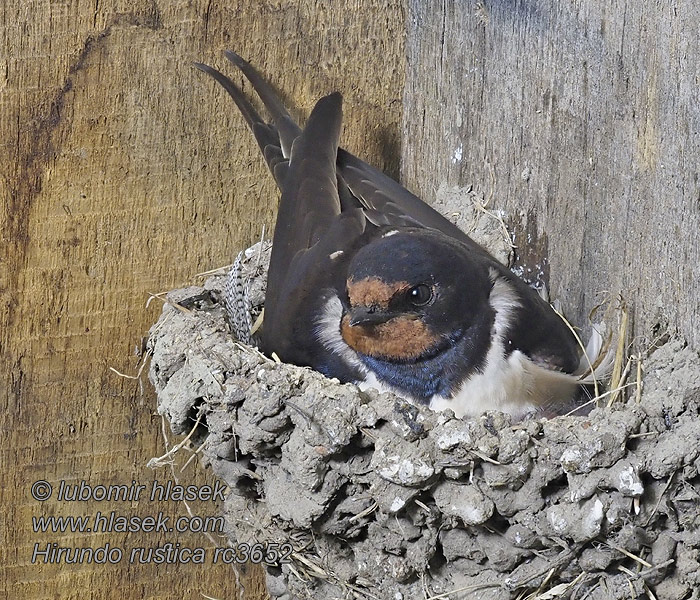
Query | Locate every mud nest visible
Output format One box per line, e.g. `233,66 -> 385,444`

148,210 -> 700,600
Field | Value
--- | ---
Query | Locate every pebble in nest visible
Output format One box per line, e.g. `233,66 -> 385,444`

195,51 -> 612,421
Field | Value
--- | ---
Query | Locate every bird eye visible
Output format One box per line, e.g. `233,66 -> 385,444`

407,284 -> 432,307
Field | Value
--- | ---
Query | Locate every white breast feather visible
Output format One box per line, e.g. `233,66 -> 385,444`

314,295 -> 364,371
430,270 -> 595,420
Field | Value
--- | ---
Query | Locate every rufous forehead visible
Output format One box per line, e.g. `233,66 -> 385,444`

347,277 -> 409,308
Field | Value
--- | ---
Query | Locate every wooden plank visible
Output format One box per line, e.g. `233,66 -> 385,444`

402,0 -> 700,349
0,1 -> 405,598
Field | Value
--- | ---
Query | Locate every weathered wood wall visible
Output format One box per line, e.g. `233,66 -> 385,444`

4,0 -> 698,598
0,1 -> 405,598
402,0 -> 699,350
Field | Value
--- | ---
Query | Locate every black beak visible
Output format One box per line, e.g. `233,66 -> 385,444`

348,307 -> 394,327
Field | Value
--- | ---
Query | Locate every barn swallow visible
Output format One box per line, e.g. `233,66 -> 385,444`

194,52 -> 609,420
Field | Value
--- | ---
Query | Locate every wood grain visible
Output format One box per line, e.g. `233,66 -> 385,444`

0,1 -> 405,598
402,0 -> 699,350
8,2 -> 696,598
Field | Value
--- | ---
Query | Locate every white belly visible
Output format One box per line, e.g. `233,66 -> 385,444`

430,349 -> 580,419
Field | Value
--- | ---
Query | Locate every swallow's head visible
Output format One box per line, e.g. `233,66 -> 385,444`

341,229 -> 493,362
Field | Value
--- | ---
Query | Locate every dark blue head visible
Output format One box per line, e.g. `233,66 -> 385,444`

340,228 -> 494,363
